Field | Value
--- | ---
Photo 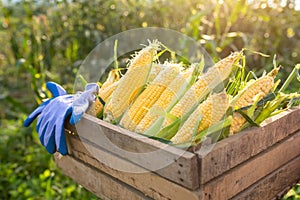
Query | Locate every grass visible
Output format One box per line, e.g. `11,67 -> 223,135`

0,115 -> 99,199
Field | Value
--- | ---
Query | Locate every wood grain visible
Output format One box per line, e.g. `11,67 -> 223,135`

197,107 -> 300,184
66,135 -> 200,200
231,156 -> 300,200
54,154 -> 150,200
59,107 -> 300,200
199,130 -> 300,199
67,114 -> 199,190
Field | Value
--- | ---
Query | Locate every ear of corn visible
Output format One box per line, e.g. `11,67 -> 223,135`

127,40 -> 160,71
229,67 -> 279,134
87,69 -> 120,116
103,41 -> 161,122
119,63 -> 181,131
148,63 -> 164,82
164,52 -> 241,126
101,69 -> 120,90
87,81 -> 119,116
171,91 -> 229,144
135,66 -> 195,134
104,65 -> 152,122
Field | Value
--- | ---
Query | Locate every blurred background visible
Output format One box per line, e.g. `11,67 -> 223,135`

0,0 -> 299,199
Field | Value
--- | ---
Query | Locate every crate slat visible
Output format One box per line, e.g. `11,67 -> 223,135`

69,114 -> 200,190
54,154 -> 150,200
66,135 -> 200,200
197,108 -> 300,184
231,155 -> 300,200
200,129 -> 300,200
57,107 -> 300,199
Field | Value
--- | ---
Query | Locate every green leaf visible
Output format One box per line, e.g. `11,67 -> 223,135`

114,39 -> 119,69
236,109 -> 259,127
78,74 -> 88,87
148,136 -> 172,144
193,116 -> 232,144
278,64 -> 300,93
154,118 -> 181,140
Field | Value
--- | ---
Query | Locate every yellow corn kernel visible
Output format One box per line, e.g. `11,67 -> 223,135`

229,113 -> 246,134
104,64 -> 152,122
171,91 -> 229,144
86,98 -> 102,116
101,69 -> 120,90
87,81 -> 119,116
148,63 -> 164,82
165,52 -> 240,126
120,64 -> 181,131
135,67 -> 194,133
232,73 -> 277,109
127,40 -> 160,71
229,68 -> 278,134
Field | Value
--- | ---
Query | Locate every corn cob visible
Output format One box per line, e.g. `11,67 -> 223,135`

229,68 -> 278,134
104,65 -> 152,122
87,81 -> 119,116
148,63 -> 164,82
101,69 -> 120,90
86,69 -> 120,116
171,91 -> 229,144
135,66 -> 194,133
90,61 -> 161,119
164,52 -> 241,126
127,40 -> 160,71
120,63 -> 181,131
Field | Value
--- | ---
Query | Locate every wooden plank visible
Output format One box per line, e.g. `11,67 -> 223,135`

66,134 -> 200,200
199,130 -> 300,200
54,154 -> 150,200
197,107 -> 300,184
67,114 -> 200,190
231,155 -> 300,200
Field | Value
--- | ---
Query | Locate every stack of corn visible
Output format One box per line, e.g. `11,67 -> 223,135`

82,39 -> 299,147
163,52 -> 241,126
120,63 -> 182,131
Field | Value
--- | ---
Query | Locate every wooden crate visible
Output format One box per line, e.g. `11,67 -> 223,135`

55,107 -> 300,200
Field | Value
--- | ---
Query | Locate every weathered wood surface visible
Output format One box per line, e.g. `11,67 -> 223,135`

54,153 -> 150,200
231,156 -> 300,200
58,107 -> 300,200
66,114 -> 200,190
66,135 -> 200,200
199,130 -> 300,200
197,107 -> 300,184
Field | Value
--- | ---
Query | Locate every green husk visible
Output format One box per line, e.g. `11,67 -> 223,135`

193,116 -> 232,145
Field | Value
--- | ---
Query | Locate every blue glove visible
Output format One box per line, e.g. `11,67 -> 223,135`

23,82 -> 67,127
24,82 -> 99,155
69,83 -> 99,124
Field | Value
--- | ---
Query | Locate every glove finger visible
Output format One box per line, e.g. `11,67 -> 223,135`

55,120 -> 68,155
69,112 -> 84,125
42,118 -> 56,147
69,98 -> 88,125
56,106 -> 73,155
55,112 -> 71,155
85,83 -> 99,92
46,82 -> 67,97
36,106 -> 48,138
36,105 -> 54,145
23,101 -> 49,127
38,121 -> 48,146
36,113 -> 44,135
44,126 -> 56,154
